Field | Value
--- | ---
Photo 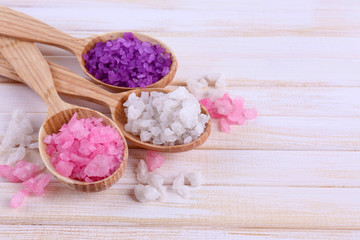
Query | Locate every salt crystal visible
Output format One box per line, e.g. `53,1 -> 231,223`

145,151 -> 165,172
148,173 -> 166,200
10,188 -> 29,209
183,136 -> 192,144
243,108 -> 258,120
172,173 -> 189,198
0,165 -> 20,183
7,144 -> 26,165
185,172 -> 202,187
22,173 -> 51,196
12,160 -> 41,181
134,184 -> 161,202
219,118 -> 231,133
135,159 -> 148,184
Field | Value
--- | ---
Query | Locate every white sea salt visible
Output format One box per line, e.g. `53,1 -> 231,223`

172,173 -> 190,198
148,173 -> 166,200
135,159 -> 148,184
134,184 -> 161,202
124,87 -> 209,146
185,172 -> 202,187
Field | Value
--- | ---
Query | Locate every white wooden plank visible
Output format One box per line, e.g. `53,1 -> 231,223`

0,183 -> 359,229
5,1 -> 360,37
0,225 -> 359,240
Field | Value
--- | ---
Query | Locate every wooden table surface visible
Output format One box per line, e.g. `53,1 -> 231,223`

0,0 -> 360,239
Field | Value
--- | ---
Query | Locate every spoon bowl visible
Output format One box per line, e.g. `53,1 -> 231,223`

0,36 -> 128,192
80,32 -> 177,91
0,6 -> 178,91
39,107 -> 128,192
114,88 -> 212,152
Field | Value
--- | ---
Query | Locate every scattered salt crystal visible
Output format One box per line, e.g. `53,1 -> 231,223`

134,184 -> 161,202
124,87 -> 209,146
10,188 -> 29,209
200,93 -> 257,133
0,165 -> 20,183
135,159 -> 149,184
145,151 -> 165,172
7,144 -> 26,165
44,113 -> 124,182
22,173 -> 51,196
148,173 -> 166,200
12,160 -> 41,181
172,173 -> 190,198
185,172 -> 202,187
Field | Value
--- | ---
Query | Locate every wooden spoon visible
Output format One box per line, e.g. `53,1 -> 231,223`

0,48 -> 211,152
0,6 -> 177,91
0,36 -> 129,192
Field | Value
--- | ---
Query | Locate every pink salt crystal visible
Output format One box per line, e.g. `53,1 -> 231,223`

0,165 -> 20,183
10,188 -> 29,209
145,151 -> 165,172
219,118 -> 231,133
227,109 -> 245,125
243,108 -> 258,120
12,160 -> 41,181
22,173 -> 51,196
43,135 -> 52,144
55,161 -> 75,178
199,98 -> 214,110
208,109 -> 225,119
83,155 -> 113,178
233,97 -> 245,109
214,95 -> 233,115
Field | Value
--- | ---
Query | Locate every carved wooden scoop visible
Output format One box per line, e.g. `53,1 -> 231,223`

0,6 -> 177,91
0,43 -> 211,152
0,36 -> 129,192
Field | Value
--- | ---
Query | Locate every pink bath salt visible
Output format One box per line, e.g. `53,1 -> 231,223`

199,98 -> 214,111
0,165 -> 20,183
227,109 -> 245,125
44,113 -> 124,182
243,108 -> 258,120
12,160 -> 41,182
214,98 -> 233,116
218,93 -> 232,105
43,135 -> 52,144
233,97 -> 245,109
10,188 -> 29,209
219,118 -> 231,133
145,151 -> 165,171
55,161 -> 75,178
208,109 -> 225,119
54,131 -> 74,149
46,144 -> 56,155
83,155 -> 114,178
22,173 -> 51,196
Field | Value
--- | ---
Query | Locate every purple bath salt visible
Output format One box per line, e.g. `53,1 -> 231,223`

83,32 -> 172,88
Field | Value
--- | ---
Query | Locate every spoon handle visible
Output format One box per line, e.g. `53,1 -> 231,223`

0,36 -> 68,115
0,51 -> 120,111
0,6 -> 84,54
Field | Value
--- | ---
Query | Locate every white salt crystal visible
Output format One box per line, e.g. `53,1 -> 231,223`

205,73 -> 222,84
183,136 -> 192,144
185,172 -> 202,187
148,173 -> 166,200
135,159 -> 149,184
140,131 -> 152,142
134,184 -> 161,202
172,173 -> 190,198
215,73 -> 227,88
7,144 -> 26,165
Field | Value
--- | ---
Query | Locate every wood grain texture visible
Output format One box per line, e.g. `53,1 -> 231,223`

0,226 -> 359,240
0,0 -> 359,239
